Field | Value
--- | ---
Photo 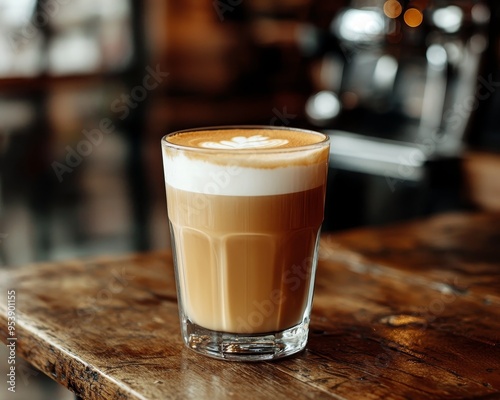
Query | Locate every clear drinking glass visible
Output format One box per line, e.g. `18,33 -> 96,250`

161,126 -> 330,361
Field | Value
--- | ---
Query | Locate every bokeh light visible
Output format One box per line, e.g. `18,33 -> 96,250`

383,0 -> 403,19
404,8 -> 423,28
306,90 -> 341,124
432,5 -> 463,33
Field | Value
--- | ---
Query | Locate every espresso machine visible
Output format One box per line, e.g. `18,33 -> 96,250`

303,0 -> 493,230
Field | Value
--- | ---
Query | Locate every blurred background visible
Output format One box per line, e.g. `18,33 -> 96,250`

0,0 -> 500,396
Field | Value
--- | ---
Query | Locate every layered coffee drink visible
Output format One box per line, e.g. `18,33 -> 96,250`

162,126 -> 329,359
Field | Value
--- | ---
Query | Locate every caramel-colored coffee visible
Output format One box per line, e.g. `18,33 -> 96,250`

163,127 -> 329,337
167,185 -> 325,333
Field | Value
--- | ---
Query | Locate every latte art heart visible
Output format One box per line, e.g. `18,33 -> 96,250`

201,135 -> 289,149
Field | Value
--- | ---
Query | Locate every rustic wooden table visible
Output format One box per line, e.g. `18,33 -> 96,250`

1,212 -> 499,400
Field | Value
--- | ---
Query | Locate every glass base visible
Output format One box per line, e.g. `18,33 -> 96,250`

181,318 -> 310,361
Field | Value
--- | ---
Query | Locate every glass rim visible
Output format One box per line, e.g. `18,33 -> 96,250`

161,125 -> 329,154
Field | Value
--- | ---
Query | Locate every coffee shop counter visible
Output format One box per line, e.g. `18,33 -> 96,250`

1,211 -> 499,399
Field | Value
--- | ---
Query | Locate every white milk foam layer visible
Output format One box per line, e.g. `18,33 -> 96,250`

163,151 -> 326,196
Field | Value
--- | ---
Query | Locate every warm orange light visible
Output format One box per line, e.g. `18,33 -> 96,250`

384,0 -> 403,19
404,8 -> 423,27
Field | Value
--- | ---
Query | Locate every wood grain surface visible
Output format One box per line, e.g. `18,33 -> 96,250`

1,212 -> 499,400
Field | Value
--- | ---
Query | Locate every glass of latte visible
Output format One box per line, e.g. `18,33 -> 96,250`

161,126 -> 330,361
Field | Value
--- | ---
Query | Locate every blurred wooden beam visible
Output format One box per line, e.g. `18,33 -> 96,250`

463,150 -> 500,212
